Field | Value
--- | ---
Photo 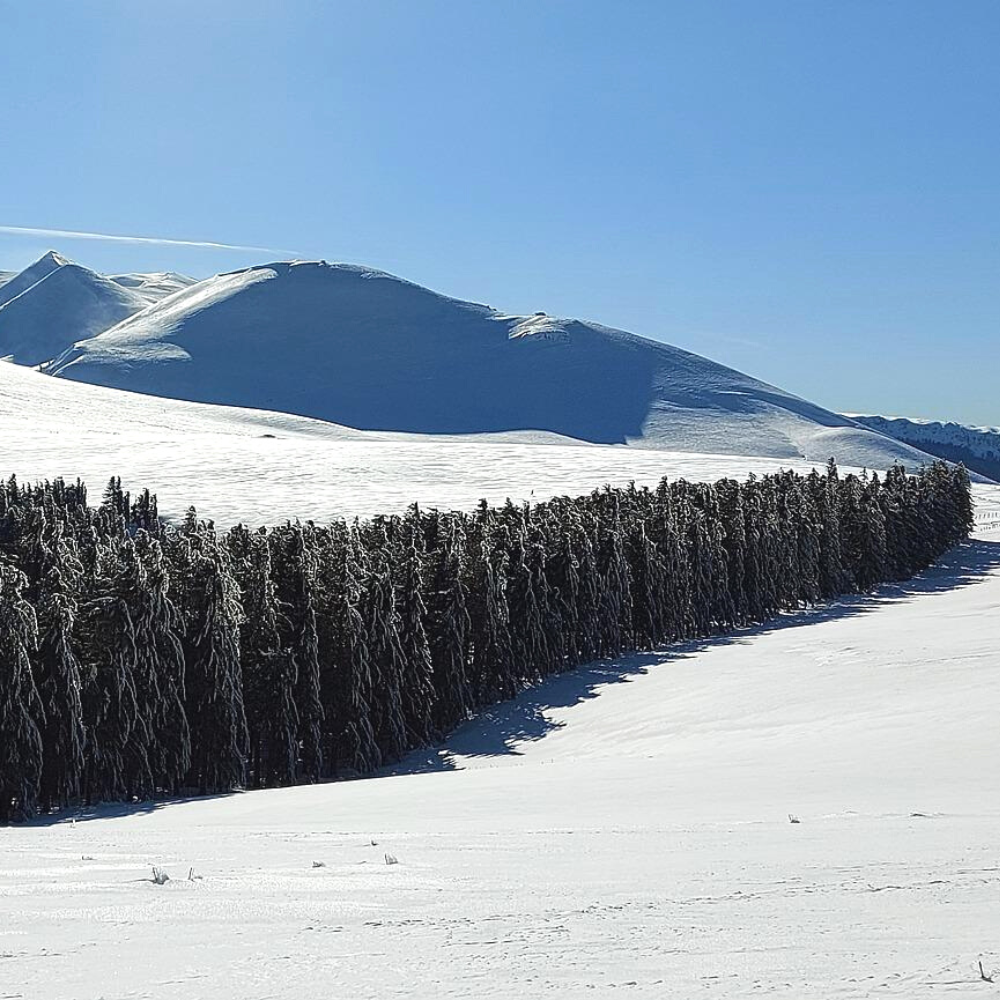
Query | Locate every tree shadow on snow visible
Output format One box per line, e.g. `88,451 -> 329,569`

27,539 -> 1000,819
391,537 -> 1000,775
24,791 -> 243,828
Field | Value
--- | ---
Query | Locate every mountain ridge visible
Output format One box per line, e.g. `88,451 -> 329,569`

847,413 -> 1000,483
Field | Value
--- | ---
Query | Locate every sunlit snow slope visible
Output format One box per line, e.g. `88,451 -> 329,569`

4,500 -> 998,999
0,252 -> 188,365
46,259 -> 933,469
2,360 -> 860,527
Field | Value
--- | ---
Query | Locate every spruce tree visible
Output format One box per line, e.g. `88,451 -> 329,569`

230,525 -> 298,788
270,525 -> 324,783
34,558 -> 86,812
0,565 -> 44,821
424,514 -> 473,731
392,508 -> 437,746
170,531 -> 248,794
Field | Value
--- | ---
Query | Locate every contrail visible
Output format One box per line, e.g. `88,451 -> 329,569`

0,224 -> 298,255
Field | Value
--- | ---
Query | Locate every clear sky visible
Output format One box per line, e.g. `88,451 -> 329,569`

1,1 -> 996,424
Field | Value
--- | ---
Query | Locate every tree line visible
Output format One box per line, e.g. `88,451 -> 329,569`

0,461 -> 973,820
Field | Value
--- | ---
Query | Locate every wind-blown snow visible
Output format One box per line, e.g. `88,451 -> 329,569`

2,503 -> 998,998
46,259 -> 935,470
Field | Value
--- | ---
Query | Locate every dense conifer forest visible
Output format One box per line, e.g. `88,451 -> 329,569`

0,461 -> 973,821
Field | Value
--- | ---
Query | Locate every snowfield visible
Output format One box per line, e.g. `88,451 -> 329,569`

3,359 -> 885,527
2,482 -> 998,998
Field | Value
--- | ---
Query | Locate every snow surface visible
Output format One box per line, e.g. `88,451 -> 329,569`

3,494 -> 998,998
0,252 -> 191,366
2,359 -> 891,527
45,259 -> 936,470
107,270 -> 197,305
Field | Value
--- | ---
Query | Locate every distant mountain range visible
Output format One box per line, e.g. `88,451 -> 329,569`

847,414 -> 1000,482
0,250 -> 951,471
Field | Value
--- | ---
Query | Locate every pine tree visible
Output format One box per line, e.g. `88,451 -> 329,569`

0,565 -> 44,821
392,508 -> 437,746
360,534 -> 409,763
133,531 -> 190,794
270,525 -> 324,783
170,531 -> 248,794
77,589 -> 142,805
424,514 -> 473,731
34,556 -> 86,812
230,525 -> 298,788
467,507 -> 516,703
313,523 -> 380,776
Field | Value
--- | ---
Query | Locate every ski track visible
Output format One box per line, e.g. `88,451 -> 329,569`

2,496 -> 998,999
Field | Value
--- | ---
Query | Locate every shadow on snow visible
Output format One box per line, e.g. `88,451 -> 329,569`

391,537 -> 1000,775
31,538 -> 1000,824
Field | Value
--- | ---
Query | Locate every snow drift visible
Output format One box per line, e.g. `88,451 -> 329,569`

46,259 -> 932,468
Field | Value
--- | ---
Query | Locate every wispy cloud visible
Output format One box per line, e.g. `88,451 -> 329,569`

0,224 -> 297,255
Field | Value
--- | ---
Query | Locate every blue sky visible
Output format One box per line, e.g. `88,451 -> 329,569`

1,1 -> 996,424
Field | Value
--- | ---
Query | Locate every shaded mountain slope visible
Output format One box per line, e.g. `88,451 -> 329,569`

48,259 -> 933,467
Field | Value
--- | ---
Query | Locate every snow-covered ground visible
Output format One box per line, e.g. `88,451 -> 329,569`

3,489 -> 998,999
2,359 -> 880,527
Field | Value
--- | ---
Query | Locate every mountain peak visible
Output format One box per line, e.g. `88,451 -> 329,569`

37,249 -> 71,266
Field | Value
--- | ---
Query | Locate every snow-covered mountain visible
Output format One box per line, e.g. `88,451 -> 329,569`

0,251 -> 192,366
45,258 -> 932,469
107,269 -> 197,305
849,414 -> 1000,483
